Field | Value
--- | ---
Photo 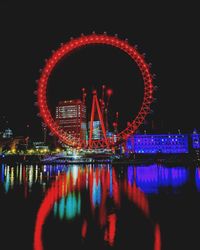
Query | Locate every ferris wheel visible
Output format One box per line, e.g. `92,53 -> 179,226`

37,33 -> 154,150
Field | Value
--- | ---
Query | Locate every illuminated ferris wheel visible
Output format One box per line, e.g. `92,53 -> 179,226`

37,33 -> 155,150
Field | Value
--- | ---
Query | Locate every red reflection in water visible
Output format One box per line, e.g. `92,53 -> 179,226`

81,219 -> 87,239
112,169 -> 120,208
104,214 -> 117,246
34,167 -> 161,250
124,180 -> 149,216
34,175 -> 67,250
154,224 -> 161,250
23,166 -> 28,199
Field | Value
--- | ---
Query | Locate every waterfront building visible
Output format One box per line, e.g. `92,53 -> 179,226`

126,133 -> 189,154
88,121 -> 101,140
32,141 -> 49,150
2,128 -> 13,139
191,129 -> 200,149
56,99 -> 87,141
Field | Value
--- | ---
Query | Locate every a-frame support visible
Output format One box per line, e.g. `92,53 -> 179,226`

89,90 -> 109,149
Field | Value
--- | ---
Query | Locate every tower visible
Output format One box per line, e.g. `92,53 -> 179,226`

89,90 -> 108,149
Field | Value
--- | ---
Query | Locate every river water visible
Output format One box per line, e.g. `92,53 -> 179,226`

0,163 -> 200,250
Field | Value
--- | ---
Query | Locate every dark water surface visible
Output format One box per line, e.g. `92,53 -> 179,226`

0,163 -> 200,250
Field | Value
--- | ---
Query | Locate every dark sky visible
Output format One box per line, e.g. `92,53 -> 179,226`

0,2 -> 199,138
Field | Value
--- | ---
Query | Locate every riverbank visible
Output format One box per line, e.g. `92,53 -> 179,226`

0,153 -> 199,166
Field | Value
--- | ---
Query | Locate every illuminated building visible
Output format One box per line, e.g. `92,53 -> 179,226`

88,121 -> 101,140
126,134 -> 189,154
33,141 -> 49,150
56,99 -> 87,141
2,128 -> 13,139
191,129 -> 200,149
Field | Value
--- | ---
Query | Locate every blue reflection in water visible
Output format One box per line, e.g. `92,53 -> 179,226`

77,193 -> 81,215
4,166 -> 10,193
54,192 -> 81,220
127,166 -> 134,185
195,167 -> 200,191
128,164 -> 189,194
54,202 -> 58,216
66,192 -> 81,220
59,197 -> 65,219
92,179 -> 101,207
1,164 -> 5,183
66,193 -> 77,220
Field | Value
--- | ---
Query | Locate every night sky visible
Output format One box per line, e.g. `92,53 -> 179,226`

0,2 -> 199,139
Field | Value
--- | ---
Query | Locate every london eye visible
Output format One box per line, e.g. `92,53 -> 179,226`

37,33 -> 154,150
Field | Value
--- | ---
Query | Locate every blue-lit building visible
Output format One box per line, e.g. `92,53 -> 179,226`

126,134 -> 189,154
191,130 -> 200,149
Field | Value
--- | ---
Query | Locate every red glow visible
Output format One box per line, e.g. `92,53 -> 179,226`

113,122 -> 117,127
23,166 -> 28,199
125,181 -> 149,216
154,224 -> 161,250
106,88 -> 113,96
81,219 -> 87,239
37,33 -> 154,149
104,214 -> 117,246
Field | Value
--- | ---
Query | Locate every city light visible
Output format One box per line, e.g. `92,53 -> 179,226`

0,5 -> 199,250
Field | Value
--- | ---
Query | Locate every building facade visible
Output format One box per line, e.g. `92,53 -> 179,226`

56,99 -> 87,141
88,121 -> 101,140
2,128 -> 13,139
191,130 -> 200,149
126,134 -> 189,154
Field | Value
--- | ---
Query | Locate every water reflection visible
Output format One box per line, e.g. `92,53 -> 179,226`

1,163 -> 195,249
132,164 -> 189,194
32,164 -> 161,250
54,192 -> 81,220
195,167 -> 200,191
0,164 -> 67,197
1,164 -> 190,196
